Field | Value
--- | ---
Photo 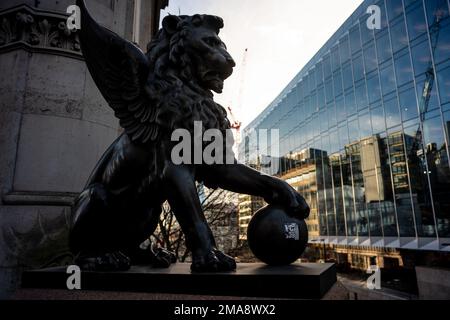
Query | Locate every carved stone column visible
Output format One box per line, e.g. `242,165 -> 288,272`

0,0 -> 167,298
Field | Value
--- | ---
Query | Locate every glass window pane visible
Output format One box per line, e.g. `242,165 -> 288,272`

364,43 -> 378,73
350,25 -> 361,54
404,0 -> 421,8
411,39 -> 432,76
416,73 -> 439,112
360,19 -> 374,44
328,102 -> 337,128
323,54 -> 331,79
406,2 -> 428,40
342,63 -> 353,90
336,96 -> 346,123
340,36 -> 350,63
403,124 -> 437,237
376,0 -> 389,30
341,153 -> 356,236
345,89 -> 357,115
352,55 -> 365,81
331,46 -> 340,71
330,129 -> 339,153
348,141 -> 370,236
384,97 -> 401,127
367,73 -> 382,104
371,106 -> 386,133
304,74 -> 311,93
355,81 -> 368,110
380,62 -> 396,95
425,0 -> 449,28
348,118 -> 359,142
311,91 -> 318,114
297,81 -> 304,101
388,130 -> 416,237
317,86 -> 325,109
394,53 -> 414,86
359,112 -> 372,138
386,0 -> 404,21
378,133 -> 399,237
423,115 -> 450,238
320,110 -> 328,133
316,62 -> 324,85
433,23 -> 450,65
312,71 -> 319,93
437,64 -> 450,104
376,32 -> 392,63
339,124 -> 349,148
390,19 -> 409,53
399,86 -> 418,120
325,79 -> 333,102
323,142 -> 337,236
333,70 -> 343,97
331,155 -> 346,236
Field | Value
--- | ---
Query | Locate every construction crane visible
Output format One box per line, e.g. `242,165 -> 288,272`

228,106 -> 242,130
409,3 -> 444,208
414,6 -> 442,152
228,48 -> 248,145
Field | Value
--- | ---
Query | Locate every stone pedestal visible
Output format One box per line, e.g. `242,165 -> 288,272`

21,263 -> 337,299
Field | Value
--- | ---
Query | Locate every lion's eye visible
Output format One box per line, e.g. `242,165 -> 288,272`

204,37 -> 221,47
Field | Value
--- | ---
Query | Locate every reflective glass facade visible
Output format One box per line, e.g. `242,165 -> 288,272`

240,0 -> 450,251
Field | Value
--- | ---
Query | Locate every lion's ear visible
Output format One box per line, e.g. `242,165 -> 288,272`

162,15 -> 181,35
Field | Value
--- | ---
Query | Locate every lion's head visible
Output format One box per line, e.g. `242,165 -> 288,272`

147,14 -> 236,94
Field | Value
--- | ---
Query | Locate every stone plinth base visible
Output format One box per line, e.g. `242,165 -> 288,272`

22,263 -> 337,299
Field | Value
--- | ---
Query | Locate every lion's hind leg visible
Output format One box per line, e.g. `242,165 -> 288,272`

69,183 -> 131,271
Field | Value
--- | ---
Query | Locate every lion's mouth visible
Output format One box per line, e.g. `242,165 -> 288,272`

201,71 -> 226,93
203,70 -> 225,82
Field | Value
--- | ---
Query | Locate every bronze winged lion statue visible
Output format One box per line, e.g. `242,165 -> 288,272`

69,0 -> 310,272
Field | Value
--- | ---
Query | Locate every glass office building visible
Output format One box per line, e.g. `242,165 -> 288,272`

240,0 -> 450,253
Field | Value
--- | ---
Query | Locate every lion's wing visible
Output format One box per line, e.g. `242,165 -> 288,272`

77,0 -> 159,144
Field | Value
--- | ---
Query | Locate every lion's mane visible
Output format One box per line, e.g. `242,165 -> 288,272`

144,15 -> 231,137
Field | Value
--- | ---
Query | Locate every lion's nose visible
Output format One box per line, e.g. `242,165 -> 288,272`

227,57 -> 236,67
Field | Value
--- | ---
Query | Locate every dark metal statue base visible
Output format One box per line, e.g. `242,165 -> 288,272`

21,263 -> 336,299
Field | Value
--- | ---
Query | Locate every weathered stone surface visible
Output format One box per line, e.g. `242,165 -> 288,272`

22,54 -> 86,119
13,114 -> 118,192
82,72 -> 119,129
0,205 -> 72,299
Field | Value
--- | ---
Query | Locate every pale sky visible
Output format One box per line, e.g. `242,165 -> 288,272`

161,0 -> 364,127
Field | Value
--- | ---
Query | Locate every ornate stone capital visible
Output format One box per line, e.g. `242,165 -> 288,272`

0,5 -> 81,59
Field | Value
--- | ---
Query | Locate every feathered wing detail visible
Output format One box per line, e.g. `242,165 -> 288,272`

76,0 -> 159,144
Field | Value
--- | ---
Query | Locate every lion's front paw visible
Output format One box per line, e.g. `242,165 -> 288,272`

274,185 -> 310,220
191,250 -> 219,272
214,249 -> 236,271
151,248 -> 177,268
191,249 -> 236,273
289,191 -> 310,220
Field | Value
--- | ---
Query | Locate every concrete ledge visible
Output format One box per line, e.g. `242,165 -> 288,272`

2,191 -> 76,206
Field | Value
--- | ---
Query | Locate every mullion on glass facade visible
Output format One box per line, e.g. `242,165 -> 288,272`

422,0 -> 450,239
240,0 -> 450,249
